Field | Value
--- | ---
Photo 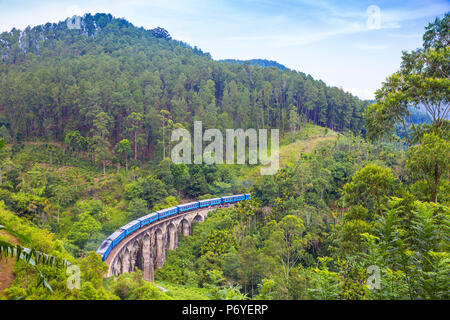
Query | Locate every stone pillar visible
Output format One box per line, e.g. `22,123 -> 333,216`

183,220 -> 190,236
143,255 -> 154,281
142,234 -> 154,281
122,249 -> 130,273
168,225 -> 177,250
112,258 -> 121,276
155,230 -> 165,268
130,253 -> 136,272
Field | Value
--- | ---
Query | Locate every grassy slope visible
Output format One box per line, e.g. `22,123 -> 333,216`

233,123 -> 339,184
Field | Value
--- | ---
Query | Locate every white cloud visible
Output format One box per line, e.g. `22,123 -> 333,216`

344,87 -> 375,100
227,22 -> 366,48
355,42 -> 388,51
387,32 -> 422,39
380,3 -> 450,25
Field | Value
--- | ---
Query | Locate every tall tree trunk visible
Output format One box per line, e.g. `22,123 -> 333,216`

433,162 -> 439,203
134,131 -> 137,161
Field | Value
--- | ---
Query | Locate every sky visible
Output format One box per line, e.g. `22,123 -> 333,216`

0,0 -> 448,100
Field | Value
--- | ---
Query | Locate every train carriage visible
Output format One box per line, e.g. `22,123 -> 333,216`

121,219 -> 141,236
221,195 -> 235,204
198,199 -> 211,208
210,197 -> 222,206
96,239 -> 113,261
177,201 -> 200,213
138,212 -> 158,227
108,229 -> 126,247
222,194 -> 245,205
158,206 -> 178,219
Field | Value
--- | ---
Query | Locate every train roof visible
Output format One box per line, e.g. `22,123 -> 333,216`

177,201 -> 199,207
158,206 -> 177,213
223,195 -> 241,199
222,194 -> 245,200
198,198 -> 221,203
121,219 -> 140,229
108,230 -> 124,241
138,212 -> 158,221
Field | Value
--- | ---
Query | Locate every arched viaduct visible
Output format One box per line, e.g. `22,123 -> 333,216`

104,207 -> 215,281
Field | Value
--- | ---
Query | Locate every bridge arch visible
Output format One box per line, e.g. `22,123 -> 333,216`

130,240 -> 141,271
179,218 -> 190,236
192,214 -> 204,223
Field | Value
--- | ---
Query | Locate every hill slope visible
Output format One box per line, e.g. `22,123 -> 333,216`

219,58 -> 289,71
0,13 -> 367,163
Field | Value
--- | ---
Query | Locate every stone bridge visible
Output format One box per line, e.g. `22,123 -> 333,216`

105,207 -> 215,281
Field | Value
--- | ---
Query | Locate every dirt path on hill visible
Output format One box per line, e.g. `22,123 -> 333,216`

0,231 -> 19,296
301,135 -> 336,153
241,132 -> 338,182
278,133 -> 337,167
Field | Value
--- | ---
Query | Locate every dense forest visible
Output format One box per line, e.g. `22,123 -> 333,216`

0,12 -> 448,300
219,59 -> 289,71
0,13 -> 367,163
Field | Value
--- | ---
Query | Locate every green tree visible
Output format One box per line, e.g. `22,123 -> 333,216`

0,138 -> 5,185
126,112 -> 143,161
407,133 -> 449,202
342,164 -> 398,216
264,215 -> 307,299
170,163 -> 190,194
65,131 -> 87,157
159,110 -> 173,159
237,235 -> 262,297
127,198 -> 148,220
116,139 -> 132,171
288,105 -> 299,142
68,212 -> 102,249
0,125 -> 11,143
92,112 -> 112,176
364,14 -> 449,143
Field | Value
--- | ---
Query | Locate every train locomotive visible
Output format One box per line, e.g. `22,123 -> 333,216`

96,193 -> 251,261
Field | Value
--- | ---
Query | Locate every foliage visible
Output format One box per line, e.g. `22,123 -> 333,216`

364,13 -> 449,144
0,12 -> 448,301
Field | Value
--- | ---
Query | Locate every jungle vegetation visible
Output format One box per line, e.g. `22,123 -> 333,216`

0,13 -> 448,300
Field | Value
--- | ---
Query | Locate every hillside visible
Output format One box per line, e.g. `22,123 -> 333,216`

232,123 -> 339,184
0,13 -> 367,163
0,122 -> 343,300
0,11 -> 448,302
219,59 -> 289,71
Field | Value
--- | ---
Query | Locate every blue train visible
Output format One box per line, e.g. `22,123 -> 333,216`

96,193 -> 251,261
